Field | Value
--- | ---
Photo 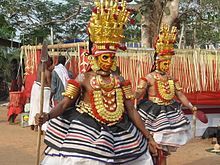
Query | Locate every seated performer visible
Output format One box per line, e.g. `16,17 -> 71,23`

35,1 -> 160,165
136,24 -> 197,165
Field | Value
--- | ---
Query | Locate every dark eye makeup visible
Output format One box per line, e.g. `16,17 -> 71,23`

102,55 -> 109,60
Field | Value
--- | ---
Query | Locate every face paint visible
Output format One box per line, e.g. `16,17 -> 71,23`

97,53 -> 116,71
157,59 -> 171,73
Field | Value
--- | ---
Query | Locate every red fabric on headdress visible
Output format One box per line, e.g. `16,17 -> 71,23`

159,49 -> 175,56
93,50 -> 116,56
92,44 -> 116,56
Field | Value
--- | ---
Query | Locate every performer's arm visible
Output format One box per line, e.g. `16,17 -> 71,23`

125,99 -> 161,154
125,100 -> 152,138
35,79 -> 80,125
135,74 -> 154,100
135,77 -> 148,99
47,96 -> 78,119
175,81 -> 197,112
122,80 -> 161,154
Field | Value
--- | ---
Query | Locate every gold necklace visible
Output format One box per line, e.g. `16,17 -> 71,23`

97,75 -> 115,91
156,79 -> 175,101
89,75 -> 124,124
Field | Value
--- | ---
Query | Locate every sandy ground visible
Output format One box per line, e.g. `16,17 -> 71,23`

0,104 -> 219,165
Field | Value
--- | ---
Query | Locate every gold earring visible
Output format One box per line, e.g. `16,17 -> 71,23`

111,60 -> 117,71
88,55 -> 100,72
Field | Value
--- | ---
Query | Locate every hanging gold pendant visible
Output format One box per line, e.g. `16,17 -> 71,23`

110,60 -> 117,71
89,75 -> 125,124
157,79 -> 175,101
97,75 -> 115,91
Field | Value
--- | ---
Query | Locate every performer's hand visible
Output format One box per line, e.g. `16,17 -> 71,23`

191,106 -> 197,115
192,106 -> 197,112
35,113 -> 49,126
148,136 -> 162,157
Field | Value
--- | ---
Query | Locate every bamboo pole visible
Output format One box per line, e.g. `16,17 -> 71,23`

36,66 -> 45,165
192,111 -> 197,138
36,43 -> 48,165
21,42 -> 88,50
22,44 -> 220,93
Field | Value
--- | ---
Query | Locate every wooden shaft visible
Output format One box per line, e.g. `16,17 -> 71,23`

192,111 -> 196,138
36,62 -> 46,165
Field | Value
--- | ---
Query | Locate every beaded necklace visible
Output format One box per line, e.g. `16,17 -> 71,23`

154,73 -> 175,101
89,75 -> 124,124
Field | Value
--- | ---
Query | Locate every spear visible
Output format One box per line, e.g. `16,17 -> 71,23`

36,42 -> 48,165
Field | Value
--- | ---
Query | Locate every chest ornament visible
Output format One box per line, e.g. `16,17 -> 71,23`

89,75 -> 124,124
154,75 -> 175,101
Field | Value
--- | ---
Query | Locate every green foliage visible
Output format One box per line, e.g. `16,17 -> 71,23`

0,14 -> 16,39
0,0 -> 219,48
0,0 -> 91,44
124,10 -> 141,42
0,48 -> 20,82
179,0 -> 220,47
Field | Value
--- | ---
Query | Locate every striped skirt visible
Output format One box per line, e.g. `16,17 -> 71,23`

44,108 -> 148,164
137,100 -> 191,150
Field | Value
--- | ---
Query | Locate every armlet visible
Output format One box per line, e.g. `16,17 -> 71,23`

121,80 -> 134,100
62,79 -> 80,99
174,80 -> 183,91
137,77 -> 148,89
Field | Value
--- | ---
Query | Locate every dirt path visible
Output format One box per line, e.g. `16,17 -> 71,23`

0,105 -> 219,165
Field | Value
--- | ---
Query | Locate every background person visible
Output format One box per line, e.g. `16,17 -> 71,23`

50,56 -> 71,107
28,56 -> 52,131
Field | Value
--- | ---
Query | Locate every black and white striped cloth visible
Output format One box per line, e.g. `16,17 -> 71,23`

137,100 -> 191,148
44,108 -> 148,164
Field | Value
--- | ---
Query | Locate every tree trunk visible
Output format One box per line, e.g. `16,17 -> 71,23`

178,23 -> 185,49
141,14 -> 152,48
140,0 -> 180,48
161,0 -> 180,26
141,0 -> 162,48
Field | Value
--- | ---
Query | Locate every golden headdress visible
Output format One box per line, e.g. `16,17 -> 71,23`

88,0 -> 133,56
155,24 -> 177,61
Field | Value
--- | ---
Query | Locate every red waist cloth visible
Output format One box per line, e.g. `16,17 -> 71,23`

7,91 -> 25,121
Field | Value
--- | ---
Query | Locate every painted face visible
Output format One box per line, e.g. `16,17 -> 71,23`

97,53 -> 116,71
157,59 -> 171,73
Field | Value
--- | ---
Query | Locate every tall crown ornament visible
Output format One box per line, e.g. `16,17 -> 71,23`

88,0 -> 133,56
155,24 -> 177,61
